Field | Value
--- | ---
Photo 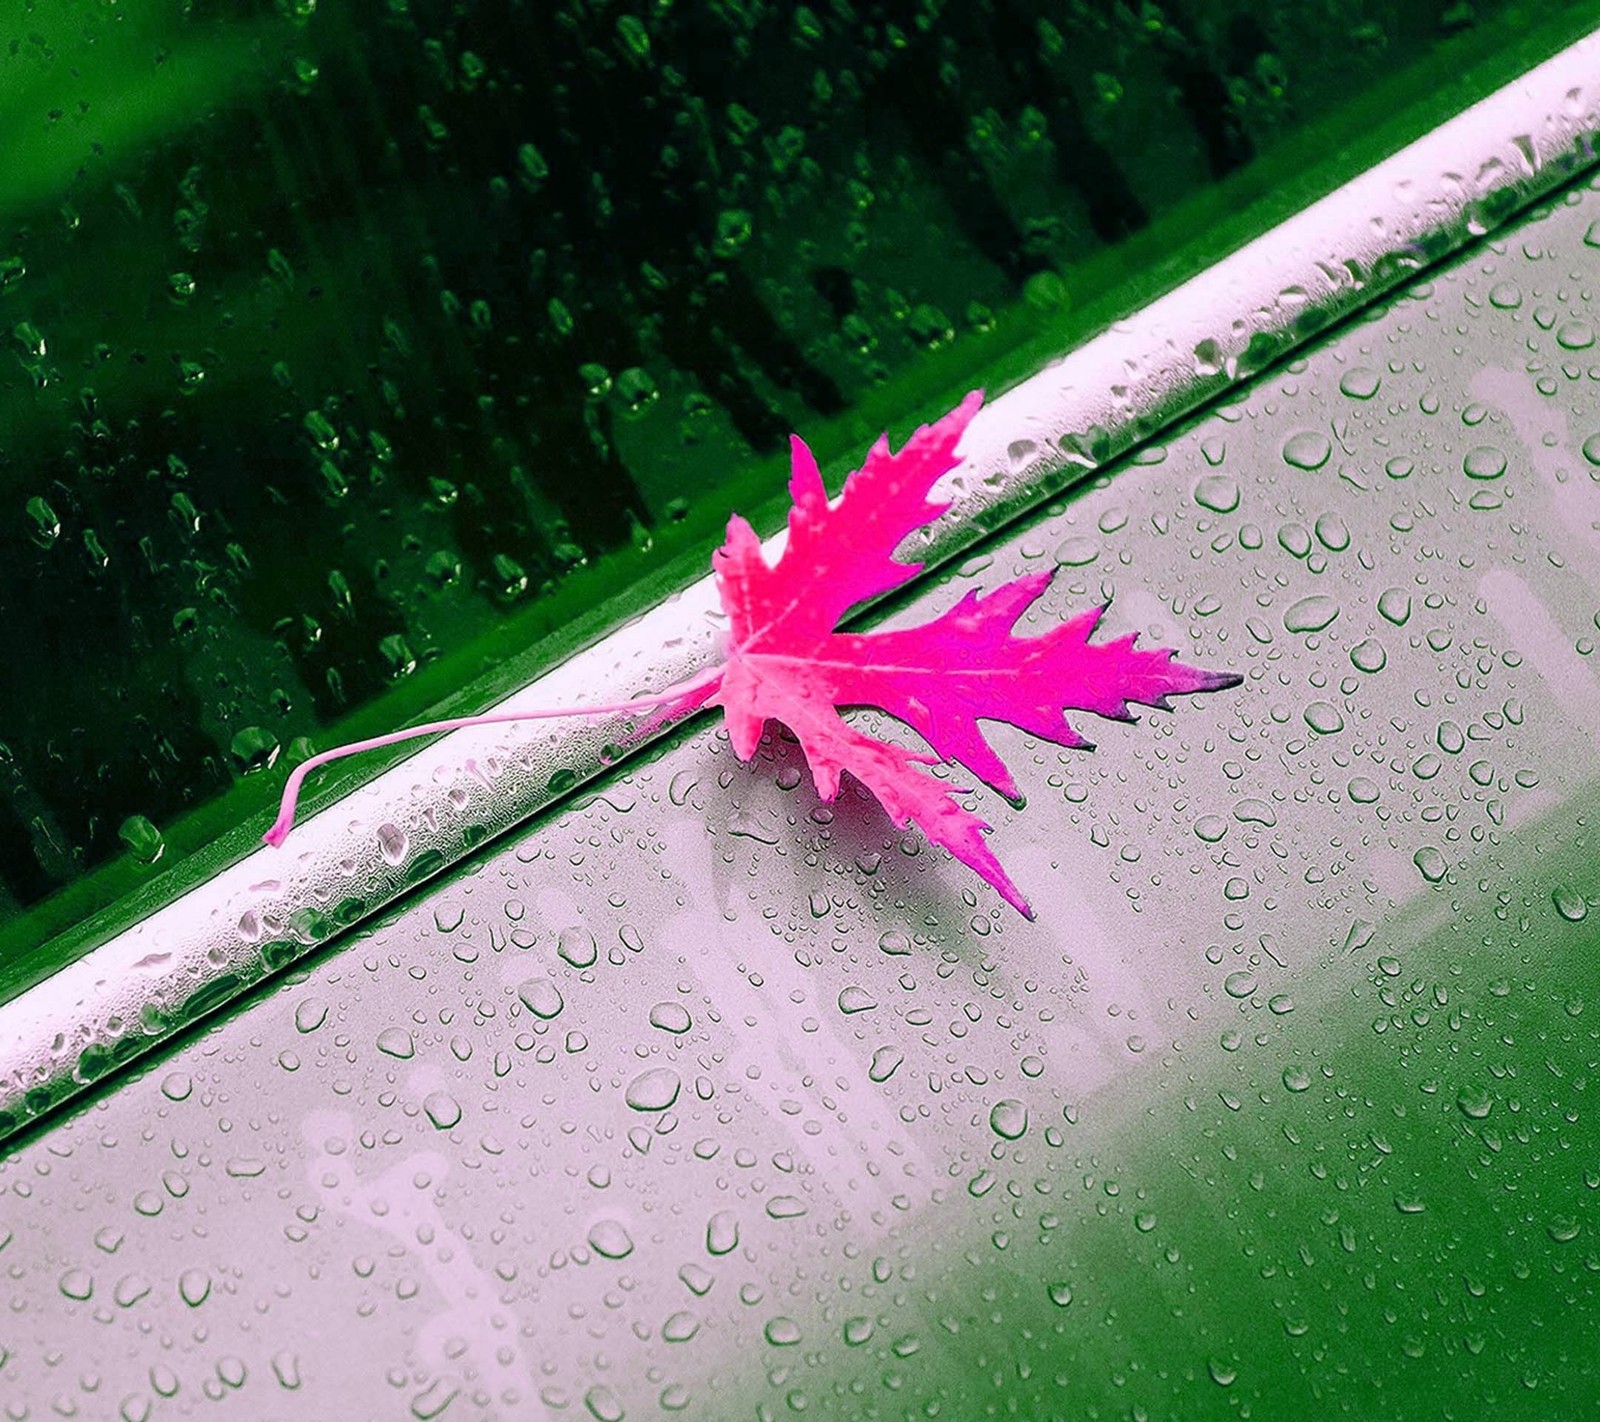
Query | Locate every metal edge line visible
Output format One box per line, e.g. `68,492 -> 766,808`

3,32 -> 1597,1143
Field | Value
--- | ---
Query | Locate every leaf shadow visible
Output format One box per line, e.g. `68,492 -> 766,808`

711,722 -> 1013,969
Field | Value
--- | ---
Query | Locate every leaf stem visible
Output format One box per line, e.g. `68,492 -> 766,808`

262,665 -> 723,849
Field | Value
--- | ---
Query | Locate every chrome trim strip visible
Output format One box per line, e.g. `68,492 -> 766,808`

3,31 -> 1596,1141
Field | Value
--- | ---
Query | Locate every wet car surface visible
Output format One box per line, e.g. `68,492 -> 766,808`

3,160 -> 1599,1419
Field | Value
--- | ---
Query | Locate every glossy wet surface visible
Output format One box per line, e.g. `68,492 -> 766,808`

2,175 -> 1598,1420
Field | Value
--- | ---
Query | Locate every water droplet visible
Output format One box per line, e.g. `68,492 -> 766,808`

837,985 -> 877,1014
294,998 -> 328,1033
1233,798 -> 1277,825
648,1002 -> 692,1033
663,1310 -> 700,1342
558,926 -> 598,967
1488,281 -> 1522,308
178,1268 -> 211,1307
1582,433 -> 1600,466
229,725 -> 280,775
1053,535 -> 1099,566
765,1195 -> 807,1219
518,978 -> 564,1018
1224,970 -> 1257,998
1303,702 -> 1344,735
1347,777 -> 1380,804
377,1027 -> 415,1059
1282,431 -> 1330,470
218,1358 -> 247,1395
1350,638 -> 1387,673
989,1099 -> 1028,1139
707,1211 -> 739,1255
1552,885 -> 1588,922
1047,1281 -> 1074,1306
59,1268 -> 94,1301
1284,595 -> 1339,633
1194,814 -> 1228,842
114,1274 -> 152,1308
615,365 -> 660,417
13,320 -> 45,359
1414,846 -> 1448,883
119,815 -> 165,865
1283,1065 -> 1311,1092
588,1218 -> 634,1259
432,902 -> 464,933
1556,319 -> 1595,351
843,1315 -> 876,1345
1378,588 -> 1412,625
1462,446 -> 1507,480
625,1067 -> 680,1111
378,822 -> 409,866
869,1045 -> 904,1082
907,302 -> 954,350
1456,1085 -> 1493,1119
1278,521 -> 1312,557
765,1317 -> 802,1346
1024,270 -> 1068,311
1339,367 -> 1380,399
24,494 -> 60,548
1208,1358 -> 1237,1387
1192,338 -> 1224,376
1193,475 -> 1240,513
584,1384 -> 626,1422
423,1092 -> 462,1130
877,930 -> 912,956
712,207 -> 753,259
160,1072 -> 192,1102
1314,513 -> 1349,551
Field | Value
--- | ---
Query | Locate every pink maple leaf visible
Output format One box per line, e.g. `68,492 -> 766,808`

265,392 -> 1239,915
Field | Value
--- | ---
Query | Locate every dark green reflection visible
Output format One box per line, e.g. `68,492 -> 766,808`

697,787 -> 1600,1418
